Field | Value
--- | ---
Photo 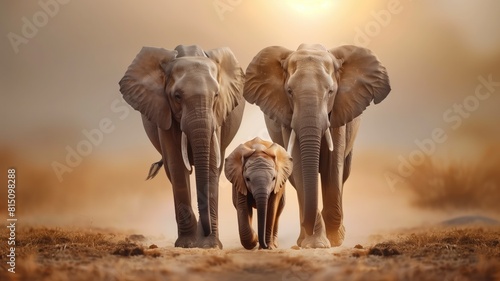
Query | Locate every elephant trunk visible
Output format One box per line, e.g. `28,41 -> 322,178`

185,118 -> 214,237
254,189 -> 270,249
297,121 -> 322,236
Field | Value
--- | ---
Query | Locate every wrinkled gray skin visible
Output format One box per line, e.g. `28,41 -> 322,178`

119,45 -> 245,249
225,138 -> 292,249
244,44 -> 391,248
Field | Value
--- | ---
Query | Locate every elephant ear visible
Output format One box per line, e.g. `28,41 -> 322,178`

244,46 -> 294,126
328,45 -> 391,128
224,144 -> 256,196
205,47 -> 245,127
119,47 -> 178,130
264,143 -> 293,194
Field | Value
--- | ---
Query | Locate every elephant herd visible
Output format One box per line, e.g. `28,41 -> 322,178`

119,44 -> 391,250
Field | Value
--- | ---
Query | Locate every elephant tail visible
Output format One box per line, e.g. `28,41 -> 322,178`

146,160 -> 163,180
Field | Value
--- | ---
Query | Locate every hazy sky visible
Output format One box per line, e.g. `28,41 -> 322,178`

1,0 -> 500,160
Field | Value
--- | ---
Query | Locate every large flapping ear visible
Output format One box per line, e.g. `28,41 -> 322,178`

224,143 -> 256,195
205,47 -> 245,127
264,143 -> 293,194
119,47 -> 178,130
328,45 -> 391,128
244,46 -> 294,127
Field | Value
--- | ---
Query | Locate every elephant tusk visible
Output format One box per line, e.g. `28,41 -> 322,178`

181,132 -> 192,172
324,129 -> 334,152
213,130 -> 221,168
287,130 -> 296,156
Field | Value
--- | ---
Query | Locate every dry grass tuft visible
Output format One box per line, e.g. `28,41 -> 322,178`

368,242 -> 401,257
403,146 -> 500,214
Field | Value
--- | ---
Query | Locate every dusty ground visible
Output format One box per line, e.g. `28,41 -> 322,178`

1,225 -> 499,281
2,146 -> 500,280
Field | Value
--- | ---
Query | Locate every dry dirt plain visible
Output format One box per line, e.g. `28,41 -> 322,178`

1,225 -> 499,281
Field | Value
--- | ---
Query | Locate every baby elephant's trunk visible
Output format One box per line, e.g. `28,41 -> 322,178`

254,191 -> 270,249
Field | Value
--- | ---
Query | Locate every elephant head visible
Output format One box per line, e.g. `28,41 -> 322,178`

119,45 -> 244,236
244,44 -> 391,236
225,137 -> 292,249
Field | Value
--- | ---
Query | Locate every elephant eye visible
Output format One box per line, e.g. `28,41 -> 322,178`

272,176 -> 276,181
287,88 -> 293,96
328,89 -> 334,95
173,91 -> 182,102
245,177 -> 250,182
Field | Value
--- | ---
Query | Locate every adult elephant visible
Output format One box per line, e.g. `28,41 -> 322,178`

119,45 -> 245,249
244,44 -> 391,248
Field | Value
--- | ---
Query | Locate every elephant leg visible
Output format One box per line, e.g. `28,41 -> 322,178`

142,115 -> 162,154
264,120 -> 306,245
166,164 -> 198,248
343,151 -> 352,184
158,128 -> 198,248
220,99 -> 245,149
197,100 -> 245,249
234,190 -> 257,249
320,126 -> 346,247
264,116 -> 286,148
264,192 -> 278,249
269,191 -> 285,249
265,116 -> 329,248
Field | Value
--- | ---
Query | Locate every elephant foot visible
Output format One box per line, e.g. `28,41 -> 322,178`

299,212 -> 331,248
194,220 -> 223,249
270,238 -> 279,249
296,230 -> 305,247
241,233 -> 258,250
300,234 -> 331,248
258,239 -> 278,250
197,235 -> 223,249
175,235 -> 197,248
327,224 -> 345,247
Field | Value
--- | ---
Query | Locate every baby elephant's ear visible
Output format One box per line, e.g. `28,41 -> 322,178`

265,143 -> 293,194
224,144 -> 255,195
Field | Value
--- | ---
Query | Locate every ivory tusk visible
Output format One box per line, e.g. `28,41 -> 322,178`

287,130 -> 296,156
324,129 -> 334,152
213,130 -> 221,168
181,132 -> 192,172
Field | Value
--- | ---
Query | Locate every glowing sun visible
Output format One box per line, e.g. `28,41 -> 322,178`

286,0 -> 334,14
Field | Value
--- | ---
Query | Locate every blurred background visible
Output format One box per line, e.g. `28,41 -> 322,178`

1,0 -> 499,247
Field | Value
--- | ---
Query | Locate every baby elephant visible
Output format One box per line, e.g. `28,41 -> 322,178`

225,137 -> 292,249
